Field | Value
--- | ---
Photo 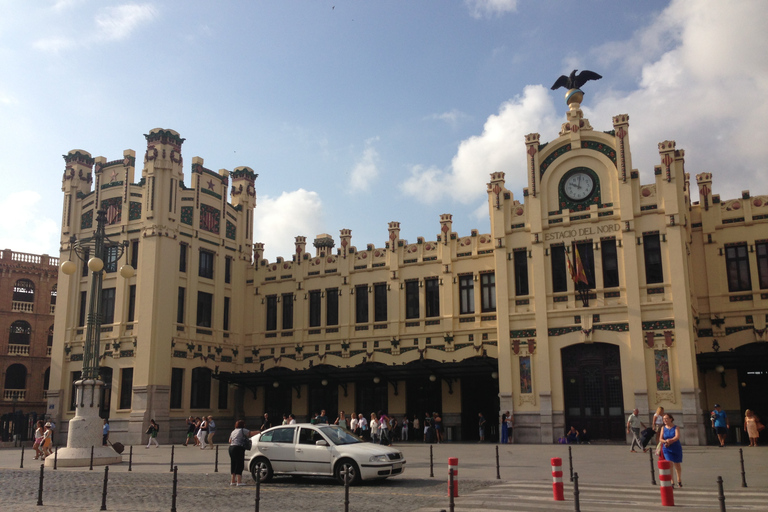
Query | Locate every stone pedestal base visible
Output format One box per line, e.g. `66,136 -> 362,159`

46,379 -> 121,467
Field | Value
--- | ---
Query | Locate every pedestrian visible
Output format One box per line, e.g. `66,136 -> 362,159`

42,423 -> 53,457
370,412 -> 380,443
335,411 -> 348,430
566,426 -> 579,444
282,413 -> 289,425
478,413 -> 486,442
711,404 -> 729,447
661,413 -> 683,487
652,406 -> 665,443
193,417 -> 201,446
433,412 -> 443,444
184,416 -> 195,446
229,420 -> 256,487
33,420 -> 45,459
317,409 -> 329,425
378,411 -> 389,445
626,408 -> 647,453
145,419 -> 159,448
401,416 -> 409,441
259,413 -> 272,432
412,416 -> 420,442
505,411 -> 514,444
744,409 -> 762,447
288,413 -> 297,425
350,412 -> 359,435
102,419 -> 110,446
501,412 -> 508,444
206,416 -> 216,448
197,416 -> 208,449
358,413 -> 368,439
423,413 -> 431,443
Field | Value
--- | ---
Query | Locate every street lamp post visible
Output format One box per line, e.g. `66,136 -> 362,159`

51,208 -> 134,467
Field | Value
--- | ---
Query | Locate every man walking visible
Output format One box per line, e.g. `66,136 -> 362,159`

711,404 -> 729,447
627,408 -> 647,453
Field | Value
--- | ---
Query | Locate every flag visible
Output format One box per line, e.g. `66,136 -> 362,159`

567,253 -> 577,282
574,246 -> 589,285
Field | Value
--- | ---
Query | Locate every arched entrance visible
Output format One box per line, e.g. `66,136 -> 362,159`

736,343 -> 768,425
562,343 -> 625,440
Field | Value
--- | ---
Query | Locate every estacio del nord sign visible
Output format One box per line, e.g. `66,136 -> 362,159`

542,222 -> 621,242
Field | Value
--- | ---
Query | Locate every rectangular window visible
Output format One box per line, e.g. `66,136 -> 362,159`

101,287 -> 116,324
355,285 -> 369,323
725,243 -> 752,292
405,281 -> 419,319
177,287 -> 185,324
225,256 -> 232,284
104,246 -> 119,273
326,289 -> 338,326
282,293 -> 294,330
601,240 -> 620,288
514,250 -> 529,296
643,234 -> 664,284
119,367 -> 133,410
459,275 -> 474,315
127,285 -> 136,322
481,273 -> 496,312
374,283 -> 387,322
266,296 -> 277,331
190,367 -> 211,409
223,296 -> 230,331
70,370 -> 82,411
196,291 -> 213,328
130,240 -> 139,269
218,378 -> 228,409
757,242 -> 768,289
199,250 -> 214,279
425,278 -> 440,317
170,368 -> 183,409
179,244 -> 187,273
309,290 -> 321,327
79,291 -> 87,327
551,245 -> 568,293
574,241 -> 596,289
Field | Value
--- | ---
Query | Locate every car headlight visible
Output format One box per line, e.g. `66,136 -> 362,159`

369,454 -> 389,463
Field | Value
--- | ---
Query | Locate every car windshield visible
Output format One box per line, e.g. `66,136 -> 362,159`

318,425 -> 363,445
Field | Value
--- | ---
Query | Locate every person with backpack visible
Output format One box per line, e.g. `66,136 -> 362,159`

145,419 -> 159,448
229,420 -> 256,486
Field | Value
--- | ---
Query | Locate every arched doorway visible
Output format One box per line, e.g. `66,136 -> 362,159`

736,343 -> 768,426
562,343 -> 625,440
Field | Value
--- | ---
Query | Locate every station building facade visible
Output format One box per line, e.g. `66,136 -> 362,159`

47,100 -> 768,445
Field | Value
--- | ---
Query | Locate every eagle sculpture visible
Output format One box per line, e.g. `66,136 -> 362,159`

551,69 -> 602,90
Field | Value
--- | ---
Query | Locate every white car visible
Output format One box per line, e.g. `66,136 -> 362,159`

247,424 -> 405,485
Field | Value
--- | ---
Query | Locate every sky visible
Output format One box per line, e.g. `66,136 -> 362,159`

1,0 -> 767,261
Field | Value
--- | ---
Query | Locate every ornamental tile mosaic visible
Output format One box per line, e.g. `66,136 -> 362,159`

540,144 -> 571,176
594,323 -> 629,332
199,204 -> 220,234
581,140 -> 617,164
129,201 -> 142,221
642,320 -> 675,330
81,210 -> 93,229
226,220 -> 236,240
101,197 -> 122,225
510,329 -> 536,338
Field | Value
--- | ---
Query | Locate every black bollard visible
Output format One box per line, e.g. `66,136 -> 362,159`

568,445 -> 573,482
343,467 -> 351,512
170,445 -> 175,472
54,445 -> 58,470
573,471 -> 581,512
448,466 -> 455,512
214,445 -> 219,473
171,465 -> 178,512
739,448 -> 747,488
649,447 -> 656,485
128,445 -> 132,472
429,445 -> 434,478
254,463 -> 261,512
20,445 -> 24,469
37,463 -> 44,506
90,445 -> 94,470
100,466 -> 109,511
495,445 -> 501,479
717,475 -> 726,512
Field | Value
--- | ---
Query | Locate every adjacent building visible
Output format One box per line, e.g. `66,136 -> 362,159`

47,98 -> 768,446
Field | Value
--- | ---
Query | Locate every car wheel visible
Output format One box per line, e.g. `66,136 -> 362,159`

335,459 -> 361,485
250,457 -> 273,483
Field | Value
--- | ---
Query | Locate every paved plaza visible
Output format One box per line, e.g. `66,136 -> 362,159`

0,441 -> 766,511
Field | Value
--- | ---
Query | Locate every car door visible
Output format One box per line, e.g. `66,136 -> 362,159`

294,426 -> 333,475
257,426 -> 297,473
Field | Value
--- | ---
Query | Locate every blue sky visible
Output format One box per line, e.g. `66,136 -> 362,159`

1,0 -> 767,260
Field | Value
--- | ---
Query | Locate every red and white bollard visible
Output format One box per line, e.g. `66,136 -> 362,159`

551,457 -> 564,501
448,457 -> 459,497
658,460 -> 674,506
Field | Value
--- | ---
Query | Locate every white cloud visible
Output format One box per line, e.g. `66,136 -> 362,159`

349,138 -> 380,193
94,4 -> 157,42
427,109 -> 470,128
0,191 -> 61,256
253,189 -> 325,261
401,85 -> 559,203
465,0 -> 518,19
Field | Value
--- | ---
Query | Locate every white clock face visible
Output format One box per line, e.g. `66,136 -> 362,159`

563,172 -> 595,201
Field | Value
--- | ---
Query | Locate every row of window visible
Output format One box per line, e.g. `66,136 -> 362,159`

7,321 -> 53,346
11,279 -> 56,305
179,244 -> 232,283
725,241 -> 768,292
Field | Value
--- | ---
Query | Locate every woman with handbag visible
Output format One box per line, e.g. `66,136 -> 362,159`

744,409 -> 762,447
661,414 -> 683,487
229,420 -> 256,486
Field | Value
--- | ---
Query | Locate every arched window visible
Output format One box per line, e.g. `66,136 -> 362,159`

12,279 -> 35,312
4,364 -> 27,398
190,367 -> 212,409
9,320 -> 32,345
47,325 -> 54,347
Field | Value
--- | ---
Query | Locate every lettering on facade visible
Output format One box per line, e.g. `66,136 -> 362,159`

543,223 -> 621,242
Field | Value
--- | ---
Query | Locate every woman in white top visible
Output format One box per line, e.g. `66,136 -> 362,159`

33,420 -> 45,459
350,412 -> 359,434
652,406 -> 665,442
370,413 -> 380,443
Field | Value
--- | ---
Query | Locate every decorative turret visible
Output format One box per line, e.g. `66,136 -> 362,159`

313,234 -> 335,257
61,150 -> 94,234
524,134 -> 540,197
439,214 -> 453,245
230,166 -> 258,210
340,229 -> 352,259
612,114 -> 631,183
295,236 -> 306,259
388,221 -> 400,252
